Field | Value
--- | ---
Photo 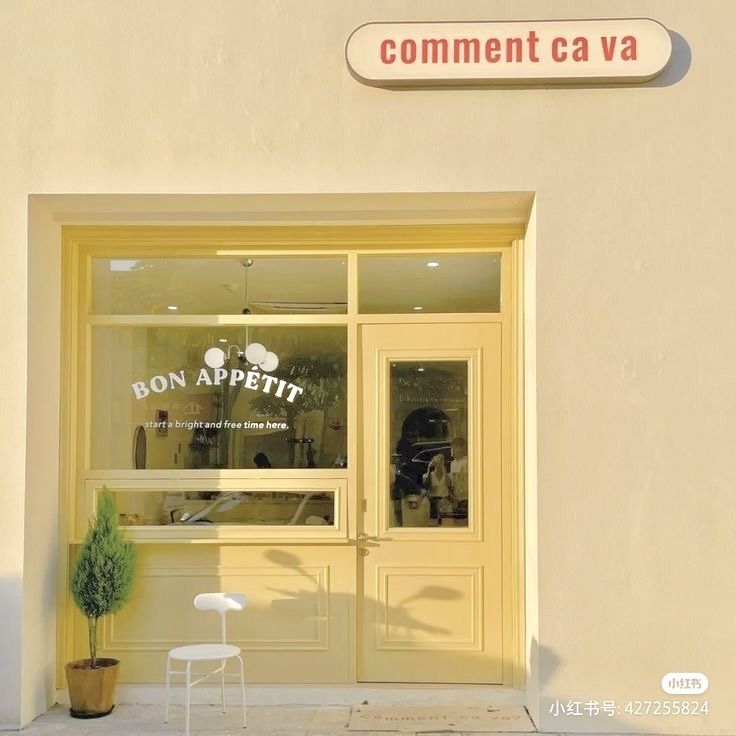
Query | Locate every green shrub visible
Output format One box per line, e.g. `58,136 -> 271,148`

71,489 -> 136,668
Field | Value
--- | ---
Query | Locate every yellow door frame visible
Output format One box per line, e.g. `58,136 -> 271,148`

57,224 -> 526,689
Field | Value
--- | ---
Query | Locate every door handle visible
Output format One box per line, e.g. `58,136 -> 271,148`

357,532 -> 392,542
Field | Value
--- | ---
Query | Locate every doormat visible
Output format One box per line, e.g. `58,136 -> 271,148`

348,705 -> 535,732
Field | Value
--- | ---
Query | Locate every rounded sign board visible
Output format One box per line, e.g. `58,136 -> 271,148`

346,18 -> 672,86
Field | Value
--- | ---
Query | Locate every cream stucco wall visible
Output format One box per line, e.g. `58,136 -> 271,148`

22,200 -> 62,728
3,0 -> 736,732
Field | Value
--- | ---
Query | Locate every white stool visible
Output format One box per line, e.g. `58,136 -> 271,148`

165,592 -> 247,735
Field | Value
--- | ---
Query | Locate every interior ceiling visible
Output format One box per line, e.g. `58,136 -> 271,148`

94,257 -> 347,314
359,254 -> 500,313
92,254 -> 501,314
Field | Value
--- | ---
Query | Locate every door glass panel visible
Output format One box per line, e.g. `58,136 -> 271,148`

359,253 -> 500,313
389,361 -> 469,527
91,256 -> 347,314
90,325 -> 347,469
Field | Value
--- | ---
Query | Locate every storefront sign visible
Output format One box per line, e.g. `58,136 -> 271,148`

131,343 -> 305,403
346,18 -> 672,86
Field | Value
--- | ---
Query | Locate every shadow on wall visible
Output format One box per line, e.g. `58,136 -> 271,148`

649,31 -> 691,88
24,552 -> 58,716
226,552 -> 645,733
266,549 -> 456,638
0,576 -> 22,729
252,551 -> 708,733
74,549 -> 712,734
528,632 -> 711,735
103,547 -> 512,689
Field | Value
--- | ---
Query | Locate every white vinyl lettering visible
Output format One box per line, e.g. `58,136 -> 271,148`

168,371 -> 186,389
261,374 -> 279,393
285,383 -> 304,403
229,369 -> 245,386
150,375 -> 168,393
245,369 -> 260,389
196,368 -> 212,386
131,381 -> 150,400
130,346 -> 306,407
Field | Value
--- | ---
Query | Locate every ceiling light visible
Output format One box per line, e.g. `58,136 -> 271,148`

218,338 -> 227,343
167,305 -> 178,311
413,306 -> 423,311
417,367 -> 425,372
426,261 -> 440,268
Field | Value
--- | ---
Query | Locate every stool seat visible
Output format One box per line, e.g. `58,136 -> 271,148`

169,643 -> 241,661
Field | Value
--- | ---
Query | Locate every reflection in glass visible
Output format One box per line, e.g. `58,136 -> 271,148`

359,253 -> 500,313
91,326 -> 347,469
389,361 -> 469,528
92,257 -> 347,315
109,488 -> 335,526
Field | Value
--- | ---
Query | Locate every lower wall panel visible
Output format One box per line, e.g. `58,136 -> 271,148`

68,544 -> 355,684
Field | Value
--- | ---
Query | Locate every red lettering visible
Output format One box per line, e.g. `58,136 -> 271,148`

601,36 -> 617,61
421,38 -> 449,64
484,38 -> 501,62
505,37 -> 523,62
400,39 -> 417,64
453,38 -> 480,63
527,30 -> 540,62
621,35 -> 638,60
552,37 -> 567,62
380,39 -> 396,64
572,36 -> 589,62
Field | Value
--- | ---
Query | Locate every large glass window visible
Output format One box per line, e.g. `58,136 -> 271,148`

108,487 -> 336,527
77,243 -> 501,539
90,325 -> 347,470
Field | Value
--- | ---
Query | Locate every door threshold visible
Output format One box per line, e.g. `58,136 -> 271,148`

57,684 -> 525,707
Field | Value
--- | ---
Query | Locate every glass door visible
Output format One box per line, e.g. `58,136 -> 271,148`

358,322 -> 504,683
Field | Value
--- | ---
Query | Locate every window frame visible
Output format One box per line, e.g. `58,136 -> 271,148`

61,225 -> 517,544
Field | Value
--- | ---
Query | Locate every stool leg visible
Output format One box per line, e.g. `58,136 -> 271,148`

220,658 -> 226,713
185,661 -> 192,736
164,656 -> 171,723
236,655 -> 246,728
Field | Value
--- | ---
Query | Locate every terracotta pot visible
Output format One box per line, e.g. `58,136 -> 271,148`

64,658 -> 120,718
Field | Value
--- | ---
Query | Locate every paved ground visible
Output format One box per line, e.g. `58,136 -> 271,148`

6,704 -> 544,735
1,703 -> 656,736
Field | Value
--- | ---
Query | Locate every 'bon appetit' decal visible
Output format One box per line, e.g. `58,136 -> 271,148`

130,343 -> 305,403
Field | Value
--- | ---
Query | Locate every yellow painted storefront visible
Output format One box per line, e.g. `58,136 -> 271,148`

58,226 -> 525,688
6,3 -> 735,733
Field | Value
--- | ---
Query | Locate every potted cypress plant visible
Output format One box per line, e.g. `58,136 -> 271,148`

65,488 -> 136,718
